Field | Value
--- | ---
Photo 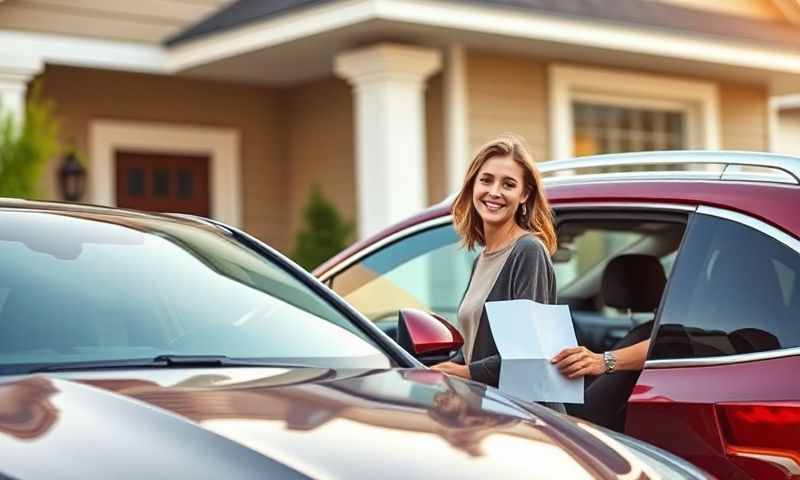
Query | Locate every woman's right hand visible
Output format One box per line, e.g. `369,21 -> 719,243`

551,346 -> 606,379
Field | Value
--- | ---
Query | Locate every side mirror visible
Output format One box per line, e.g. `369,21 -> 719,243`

397,309 -> 464,366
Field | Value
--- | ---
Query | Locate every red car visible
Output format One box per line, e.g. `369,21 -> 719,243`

315,151 -> 800,480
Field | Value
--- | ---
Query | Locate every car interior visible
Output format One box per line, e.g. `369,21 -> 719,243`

552,211 -> 688,430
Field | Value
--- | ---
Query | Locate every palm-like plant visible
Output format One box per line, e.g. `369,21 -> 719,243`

0,82 -> 60,198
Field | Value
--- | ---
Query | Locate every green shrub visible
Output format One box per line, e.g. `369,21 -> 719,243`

291,186 -> 353,271
0,82 -> 60,199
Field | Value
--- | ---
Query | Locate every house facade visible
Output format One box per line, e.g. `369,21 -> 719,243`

3,0 -> 800,252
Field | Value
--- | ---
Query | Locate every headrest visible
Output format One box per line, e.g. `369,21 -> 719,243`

602,254 -> 666,312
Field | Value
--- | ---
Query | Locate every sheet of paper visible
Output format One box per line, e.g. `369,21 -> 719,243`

484,299 -> 584,404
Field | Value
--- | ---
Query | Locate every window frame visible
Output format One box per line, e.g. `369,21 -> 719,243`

572,94 -> 691,155
549,64 -> 720,160
645,205 -> 800,369
552,206 -> 691,356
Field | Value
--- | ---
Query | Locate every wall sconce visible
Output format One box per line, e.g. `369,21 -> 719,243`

58,151 -> 86,202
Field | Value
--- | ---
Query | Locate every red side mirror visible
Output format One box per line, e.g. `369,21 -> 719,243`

397,309 -> 464,362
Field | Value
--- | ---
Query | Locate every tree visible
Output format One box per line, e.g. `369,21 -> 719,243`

291,186 -> 353,271
0,82 -> 60,198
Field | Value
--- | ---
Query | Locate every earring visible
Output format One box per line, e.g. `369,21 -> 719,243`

521,203 -> 527,217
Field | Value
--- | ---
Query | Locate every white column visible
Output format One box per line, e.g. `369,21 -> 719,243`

444,44 -> 469,195
335,43 -> 442,239
0,55 -> 43,126
769,96 -> 781,153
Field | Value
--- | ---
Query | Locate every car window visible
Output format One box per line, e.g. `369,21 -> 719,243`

554,219 -> 686,353
651,214 -> 800,360
331,224 -> 478,328
0,211 -> 391,374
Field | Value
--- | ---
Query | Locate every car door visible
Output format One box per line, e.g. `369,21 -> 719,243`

627,206 -> 800,480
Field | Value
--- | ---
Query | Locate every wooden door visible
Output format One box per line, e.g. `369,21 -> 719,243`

116,151 -> 210,217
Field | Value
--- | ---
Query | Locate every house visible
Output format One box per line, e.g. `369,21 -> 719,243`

3,0 -> 800,252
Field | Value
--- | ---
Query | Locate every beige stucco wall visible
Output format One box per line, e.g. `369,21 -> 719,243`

38,65 -> 288,249
283,77 -> 355,252
467,51 -> 550,162
719,82 -> 769,151
777,109 -> 800,155
466,50 -> 770,161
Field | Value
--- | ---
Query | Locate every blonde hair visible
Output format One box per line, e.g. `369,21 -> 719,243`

452,134 -> 556,254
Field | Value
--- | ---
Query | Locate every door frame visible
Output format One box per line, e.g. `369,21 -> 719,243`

89,119 -> 241,227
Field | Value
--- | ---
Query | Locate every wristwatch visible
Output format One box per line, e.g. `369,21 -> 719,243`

603,351 -> 617,374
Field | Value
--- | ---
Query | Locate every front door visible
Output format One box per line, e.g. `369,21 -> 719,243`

115,151 -> 210,217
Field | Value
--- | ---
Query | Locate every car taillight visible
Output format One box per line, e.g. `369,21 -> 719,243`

716,402 -> 800,480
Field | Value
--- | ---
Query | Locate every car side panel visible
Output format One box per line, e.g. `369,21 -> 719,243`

627,355 -> 800,479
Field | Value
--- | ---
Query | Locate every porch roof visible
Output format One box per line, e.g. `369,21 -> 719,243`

166,0 -> 800,49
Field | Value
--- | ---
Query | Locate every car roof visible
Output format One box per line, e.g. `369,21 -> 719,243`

314,177 -> 800,278
0,197 -> 222,231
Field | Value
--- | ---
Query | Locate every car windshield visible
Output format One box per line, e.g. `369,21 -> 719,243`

0,210 -> 391,374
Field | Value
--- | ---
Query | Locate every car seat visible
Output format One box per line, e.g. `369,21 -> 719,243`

573,254 -> 666,432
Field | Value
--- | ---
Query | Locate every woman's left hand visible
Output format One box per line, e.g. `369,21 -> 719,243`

551,346 -> 605,379
431,361 -> 471,379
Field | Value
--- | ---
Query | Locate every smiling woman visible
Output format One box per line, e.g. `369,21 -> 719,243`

431,134 -> 563,412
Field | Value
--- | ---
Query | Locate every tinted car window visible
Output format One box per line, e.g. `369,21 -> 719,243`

0,211 -> 391,373
652,214 -> 800,360
331,224 -> 478,328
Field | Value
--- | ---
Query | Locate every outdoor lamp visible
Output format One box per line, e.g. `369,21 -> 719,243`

58,151 -> 86,202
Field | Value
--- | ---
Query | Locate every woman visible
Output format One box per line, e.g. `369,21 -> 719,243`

431,134 -> 563,412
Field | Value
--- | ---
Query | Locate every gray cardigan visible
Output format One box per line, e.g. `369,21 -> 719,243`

459,235 -> 564,413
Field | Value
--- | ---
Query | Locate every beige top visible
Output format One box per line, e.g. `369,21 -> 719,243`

458,238 -> 519,363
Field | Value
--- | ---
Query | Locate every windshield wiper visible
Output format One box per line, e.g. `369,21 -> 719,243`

154,354 -> 240,367
28,355 -> 310,373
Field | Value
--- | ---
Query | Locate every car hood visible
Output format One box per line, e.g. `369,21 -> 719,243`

0,367 -> 648,479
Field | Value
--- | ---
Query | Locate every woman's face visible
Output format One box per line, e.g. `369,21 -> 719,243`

472,155 -> 529,228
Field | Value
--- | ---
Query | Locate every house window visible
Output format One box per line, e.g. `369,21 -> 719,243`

549,65 -> 719,161
572,102 -> 687,156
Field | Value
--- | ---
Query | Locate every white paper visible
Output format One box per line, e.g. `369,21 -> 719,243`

484,299 -> 584,404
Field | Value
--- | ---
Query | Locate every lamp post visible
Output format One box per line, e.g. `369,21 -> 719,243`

58,151 -> 86,202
